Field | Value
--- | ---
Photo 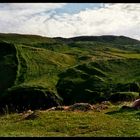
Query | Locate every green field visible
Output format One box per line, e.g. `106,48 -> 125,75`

0,102 -> 140,137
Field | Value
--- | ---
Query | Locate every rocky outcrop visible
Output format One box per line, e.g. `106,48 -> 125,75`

47,102 -> 109,112
131,99 -> 140,109
68,103 -> 93,111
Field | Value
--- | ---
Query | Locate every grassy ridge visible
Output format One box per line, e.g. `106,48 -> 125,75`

0,33 -> 55,45
0,42 -> 77,111
57,58 -> 140,104
14,44 -> 76,89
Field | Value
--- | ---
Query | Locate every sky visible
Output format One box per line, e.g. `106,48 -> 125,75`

0,3 -> 140,40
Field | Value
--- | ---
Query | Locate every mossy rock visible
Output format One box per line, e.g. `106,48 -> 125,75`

109,92 -> 140,102
0,87 -> 62,113
69,103 -> 93,111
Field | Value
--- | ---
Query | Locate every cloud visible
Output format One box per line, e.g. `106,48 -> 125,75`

42,3 -> 140,40
0,3 -> 140,40
0,3 -> 66,34
0,3 -> 66,14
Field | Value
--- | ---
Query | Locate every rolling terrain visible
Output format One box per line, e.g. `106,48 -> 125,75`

0,33 -> 140,112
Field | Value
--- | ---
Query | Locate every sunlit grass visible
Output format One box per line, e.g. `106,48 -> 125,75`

0,104 -> 140,137
110,52 -> 140,59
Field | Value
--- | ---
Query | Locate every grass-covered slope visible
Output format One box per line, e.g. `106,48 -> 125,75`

0,42 -> 18,93
57,59 -> 140,104
0,33 -> 55,45
0,43 -> 77,111
0,33 -> 140,111
0,35 -> 77,111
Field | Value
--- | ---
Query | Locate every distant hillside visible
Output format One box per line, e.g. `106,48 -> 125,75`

54,35 -> 140,45
0,33 -> 55,45
0,33 -> 140,112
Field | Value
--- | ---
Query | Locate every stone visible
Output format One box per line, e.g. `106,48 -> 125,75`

68,103 -> 93,111
131,99 -> 140,109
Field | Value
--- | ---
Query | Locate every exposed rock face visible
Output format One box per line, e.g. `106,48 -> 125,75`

46,102 -> 110,112
47,106 -> 69,111
68,103 -> 93,111
47,103 -> 93,111
120,99 -> 140,110
131,99 -> 140,109
23,110 -> 39,120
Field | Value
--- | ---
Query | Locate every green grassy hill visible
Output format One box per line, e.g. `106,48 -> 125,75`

0,33 -> 140,112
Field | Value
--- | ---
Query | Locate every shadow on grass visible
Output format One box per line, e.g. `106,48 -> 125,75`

106,106 -> 137,115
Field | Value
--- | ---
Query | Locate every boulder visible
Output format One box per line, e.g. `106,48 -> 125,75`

68,103 -> 93,111
24,110 -> 39,120
131,99 -> 140,109
47,107 -> 57,111
96,104 -> 108,110
55,106 -> 70,111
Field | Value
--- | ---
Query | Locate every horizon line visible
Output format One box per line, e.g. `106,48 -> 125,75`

0,32 -> 140,41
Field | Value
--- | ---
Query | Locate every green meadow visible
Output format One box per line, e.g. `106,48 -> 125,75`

0,102 -> 140,137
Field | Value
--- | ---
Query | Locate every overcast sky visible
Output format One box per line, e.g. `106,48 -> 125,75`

0,3 -> 140,40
